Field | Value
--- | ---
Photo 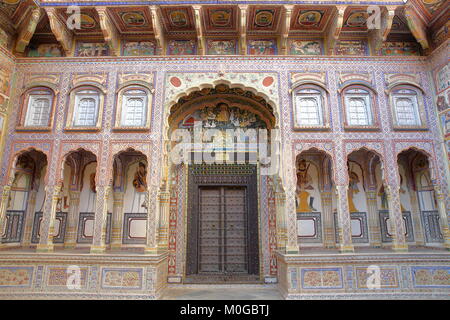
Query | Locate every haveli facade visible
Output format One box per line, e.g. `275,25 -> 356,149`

0,0 -> 449,299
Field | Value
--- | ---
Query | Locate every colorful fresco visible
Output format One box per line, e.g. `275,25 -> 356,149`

27,44 -> 63,57
210,8 -> 232,27
206,39 -> 237,55
421,0 -> 447,14
122,41 -> 155,56
248,39 -> 277,55
289,40 -> 322,55
120,11 -> 146,27
297,10 -> 323,27
344,11 -> 368,28
435,64 -> 449,93
254,9 -> 274,27
169,9 -> 188,27
380,42 -> 420,56
167,40 -> 196,55
178,103 -> 266,130
334,40 -> 368,56
76,42 -> 110,57
0,67 -> 11,110
80,13 -> 96,29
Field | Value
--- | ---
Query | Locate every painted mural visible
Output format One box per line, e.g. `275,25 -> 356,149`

209,8 -> 232,28
435,63 -> 449,93
380,42 -> 420,56
120,11 -> 146,27
0,67 -> 10,111
295,160 -> 317,212
27,44 -> 63,57
334,40 -> 368,56
248,39 -> 277,55
178,103 -> 266,130
289,40 -> 322,55
122,41 -> 155,56
206,39 -> 236,55
344,11 -> 368,28
167,40 -> 196,55
297,10 -> 323,27
76,42 -> 109,57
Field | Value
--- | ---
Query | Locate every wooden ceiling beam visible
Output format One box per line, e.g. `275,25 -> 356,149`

238,5 -> 248,55
150,6 -> 165,55
193,5 -> 205,55
404,4 -> 430,50
325,5 -> 346,55
280,5 -> 293,55
45,7 -> 74,56
96,7 -> 120,56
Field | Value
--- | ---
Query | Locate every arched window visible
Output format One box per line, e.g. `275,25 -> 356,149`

65,85 -> 104,131
114,85 -> 152,130
121,89 -> 148,127
389,86 -> 424,129
344,88 -> 372,126
18,87 -> 55,130
293,84 -> 328,129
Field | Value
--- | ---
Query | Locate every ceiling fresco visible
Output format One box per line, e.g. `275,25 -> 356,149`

247,6 -> 282,33
342,7 -> 368,32
290,6 -> 333,33
108,7 -> 153,34
57,7 -> 102,34
202,6 -> 238,34
160,6 -> 195,34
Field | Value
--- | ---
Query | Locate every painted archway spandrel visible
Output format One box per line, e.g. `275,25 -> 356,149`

344,141 -> 385,159
164,72 -> 280,111
58,141 -> 101,180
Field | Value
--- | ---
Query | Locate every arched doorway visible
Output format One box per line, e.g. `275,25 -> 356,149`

166,84 -> 277,283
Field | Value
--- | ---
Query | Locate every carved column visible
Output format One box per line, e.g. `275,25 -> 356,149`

36,184 -> 61,252
145,187 -> 160,254
321,191 -> 334,248
64,191 -> 80,249
110,191 -> 124,250
158,190 -> 170,250
22,190 -> 38,247
409,191 -> 425,245
0,185 -> 11,249
275,191 -> 287,250
433,185 -> 450,250
385,184 -> 408,251
335,185 -> 354,252
366,189 -> 381,247
90,185 -> 111,254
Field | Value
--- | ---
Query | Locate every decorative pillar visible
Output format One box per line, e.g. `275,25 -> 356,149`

335,185 -> 354,253
409,191 -> 425,245
0,185 -> 11,249
64,191 -> 80,249
366,189 -> 382,247
22,190 -> 38,247
285,187 -> 299,254
320,191 -> 335,248
385,184 -> 408,251
433,185 -> 450,250
90,185 -> 111,254
36,184 -> 62,253
144,187 -> 160,254
157,190 -> 170,250
110,191 -> 124,250
275,191 -> 287,250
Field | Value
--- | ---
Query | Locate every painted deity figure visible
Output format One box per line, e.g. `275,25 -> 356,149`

133,162 -> 147,193
296,159 -> 316,212
216,103 -> 230,122
347,170 -> 359,212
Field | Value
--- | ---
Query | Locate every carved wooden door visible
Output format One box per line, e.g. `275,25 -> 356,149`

198,186 -> 248,274
186,164 -> 259,282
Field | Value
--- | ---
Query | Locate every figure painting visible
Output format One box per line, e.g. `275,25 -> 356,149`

295,159 -> 316,212
254,9 -> 274,28
167,40 -> 196,55
381,42 -> 420,56
76,42 -> 109,57
345,11 -> 368,28
169,10 -> 188,27
210,9 -> 232,27
27,44 -> 63,57
436,64 -> 449,93
289,40 -> 322,55
206,40 -> 236,55
297,10 -> 323,27
133,162 -> 147,193
248,39 -> 277,55
121,12 -> 146,27
334,40 -> 368,56
347,170 -> 360,212
0,67 -> 10,110
123,41 -> 155,56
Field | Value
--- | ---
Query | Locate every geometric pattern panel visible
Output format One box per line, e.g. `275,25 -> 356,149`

421,210 -> 444,243
100,268 -> 143,290
0,267 -> 33,288
297,212 -> 322,243
334,212 -> 369,243
355,266 -> 399,289
31,212 -> 67,244
77,212 -> 111,244
301,268 -> 344,289
122,213 -> 147,244
379,211 -> 414,243
411,266 -> 450,288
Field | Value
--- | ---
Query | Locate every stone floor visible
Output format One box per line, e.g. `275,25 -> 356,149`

162,285 -> 283,300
